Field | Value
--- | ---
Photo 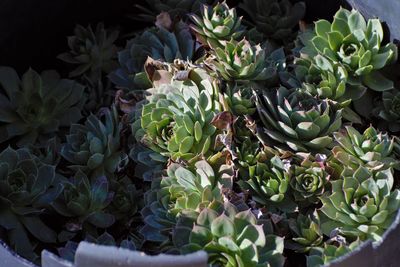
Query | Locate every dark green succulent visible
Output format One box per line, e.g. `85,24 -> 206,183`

0,67 -> 85,147
307,239 -> 363,267
374,89 -> 400,132
255,87 -> 342,153
290,153 -> 329,206
139,68 -> 221,162
190,1 -> 245,49
0,147 -> 62,261
212,38 -> 274,82
140,160 -> 229,245
319,166 -> 400,241
61,107 -> 128,178
178,203 -> 285,267
301,8 -> 398,92
52,171 -> 115,230
223,82 -> 256,116
58,23 -> 119,81
332,126 -> 399,171
287,212 -> 324,253
240,0 -> 305,45
109,19 -> 195,90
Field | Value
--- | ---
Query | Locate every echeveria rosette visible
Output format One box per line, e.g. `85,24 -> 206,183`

0,67 -> 85,147
307,239 -> 363,267
332,126 -> 399,172
189,1 -> 245,49
109,19 -> 195,90
178,204 -> 285,267
58,23 -> 119,81
140,76 -> 221,162
287,213 -> 324,253
212,38 -> 275,82
61,107 -> 128,178
239,0 -> 305,45
302,8 -> 398,92
0,147 -> 62,261
239,155 -> 294,211
255,87 -> 343,153
140,161 -> 227,245
52,171 -> 115,231
223,82 -> 256,116
319,166 -> 400,241
290,153 -> 329,206
374,89 -> 400,132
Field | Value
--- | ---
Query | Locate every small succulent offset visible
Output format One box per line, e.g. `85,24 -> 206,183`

58,23 -> 119,81
223,82 -> 256,116
190,1 -> 245,49
256,87 -> 342,153
240,0 -> 306,45
287,213 -> 324,253
139,72 -> 221,162
319,166 -> 400,241
211,38 -> 274,82
61,107 -> 128,178
374,89 -> 400,132
332,126 -> 399,171
0,147 -> 62,261
302,8 -> 398,92
0,67 -> 85,147
52,171 -> 115,230
307,239 -> 363,267
109,18 -> 195,90
140,161 -> 227,244
179,204 -> 285,267
290,153 -> 329,206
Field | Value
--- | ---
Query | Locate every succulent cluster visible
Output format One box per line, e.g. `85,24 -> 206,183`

1,2 -> 400,267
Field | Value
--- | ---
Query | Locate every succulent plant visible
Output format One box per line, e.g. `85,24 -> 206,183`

109,18 -> 195,90
301,8 -> 398,92
0,147 -> 62,261
61,107 -> 128,178
134,0 -> 214,22
287,212 -> 324,253
139,68 -> 221,162
319,165 -> 400,241
190,1 -> 245,49
211,38 -> 275,82
58,23 -> 119,81
294,55 -> 366,104
223,82 -> 256,116
374,89 -> 400,132
240,0 -> 306,45
239,155 -> 293,210
307,239 -> 363,267
332,126 -> 399,171
290,153 -> 329,206
177,202 -> 285,267
52,171 -> 115,230
140,160 -> 230,245
0,67 -> 85,147
255,87 -> 342,153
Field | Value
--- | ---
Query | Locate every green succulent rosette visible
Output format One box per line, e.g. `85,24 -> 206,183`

0,147 -> 63,261
301,8 -> 398,92
374,89 -> 400,132
331,125 -> 399,172
58,23 -> 119,81
177,202 -> 285,267
190,1 -> 245,49
287,212 -> 324,253
240,0 -> 305,45
61,107 -> 128,178
319,165 -> 400,241
223,82 -> 256,116
0,67 -> 85,147
255,87 -> 342,153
